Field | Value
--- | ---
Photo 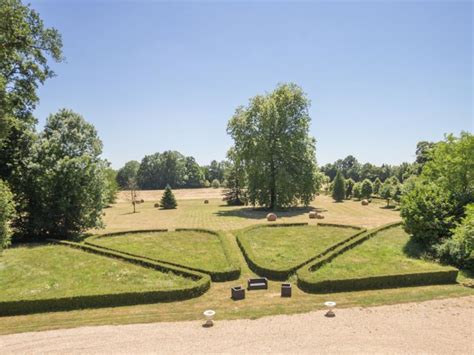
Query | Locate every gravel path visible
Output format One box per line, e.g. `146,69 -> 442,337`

1,296 -> 473,354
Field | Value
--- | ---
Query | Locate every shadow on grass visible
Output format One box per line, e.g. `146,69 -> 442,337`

214,206 -> 314,219
402,238 -> 426,259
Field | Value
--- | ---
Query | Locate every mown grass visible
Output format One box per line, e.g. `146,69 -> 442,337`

1,229 -> 472,335
98,194 -> 401,234
0,244 -> 195,302
305,226 -> 454,282
87,230 -> 234,272
238,225 -> 357,270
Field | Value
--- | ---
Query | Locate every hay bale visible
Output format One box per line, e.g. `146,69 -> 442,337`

204,200 -> 209,204
361,199 -> 369,206
316,214 -> 325,219
309,211 -> 318,219
154,203 -> 160,208
266,213 -> 277,222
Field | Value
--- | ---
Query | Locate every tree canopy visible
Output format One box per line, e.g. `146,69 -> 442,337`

227,83 -> 319,209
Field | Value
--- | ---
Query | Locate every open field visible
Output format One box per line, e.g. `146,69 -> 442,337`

100,193 -> 401,234
116,188 -> 226,202
0,244 -> 194,303
87,230 -> 234,273
237,225 -> 357,270
306,226 -> 454,281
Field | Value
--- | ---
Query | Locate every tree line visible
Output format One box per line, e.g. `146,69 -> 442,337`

116,154 -> 229,190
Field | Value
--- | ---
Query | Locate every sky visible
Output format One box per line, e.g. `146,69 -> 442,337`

30,0 -> 473,169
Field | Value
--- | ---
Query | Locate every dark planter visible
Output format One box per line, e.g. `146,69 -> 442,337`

281,283 -> 292,297
231,286 -> 245,300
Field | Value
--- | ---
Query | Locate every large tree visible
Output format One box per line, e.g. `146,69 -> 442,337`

0,0 -> 63,180
116,160 -> 139,189
21,109 -> 108,238
227,83 -> 319,209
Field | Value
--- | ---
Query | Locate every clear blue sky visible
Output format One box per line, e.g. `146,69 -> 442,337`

31,0 -> 473,169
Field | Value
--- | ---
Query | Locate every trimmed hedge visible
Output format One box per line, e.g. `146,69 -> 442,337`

297,222 -> 459,293
86,228 -> 240,282
0,240 -> 210,317
237,223 -> 367,281
93,229 -> 169,239
297,269 -> 458,294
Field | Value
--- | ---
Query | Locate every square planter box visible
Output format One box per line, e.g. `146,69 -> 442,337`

231,286 -> 245,300
281,283 -> 292,297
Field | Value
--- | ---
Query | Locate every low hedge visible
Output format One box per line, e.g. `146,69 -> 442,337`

0,240 -> 211,317
86,229 -> 240,282
92,229 -> 169,239
237,223 -> 367,281
297,222 -> 459,293
297,269 -> 458,293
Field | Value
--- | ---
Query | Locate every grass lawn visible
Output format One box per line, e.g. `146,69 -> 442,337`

238,225 -> 358,271
304,226 -> 455,282
0,244 -> 195,302
87,230 -> 234,272
1,229 -> 472,335
98,194 -> 401,234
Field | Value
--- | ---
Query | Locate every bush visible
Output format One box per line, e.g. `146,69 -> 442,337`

361,179 -> 373,199
401,181 -> 456,246
204,180 -> 211,188
211,179 -> 220,188
331,171 -> 345,202
352,182 -> 362,200
160,185 -> 177,209
0,180 -> 15,250
345,178 -> 355,199
436,204 -> 474,269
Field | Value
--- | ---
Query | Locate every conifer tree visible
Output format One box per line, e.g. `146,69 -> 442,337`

332,171 -> 346,202
373,177 -> 382,195
160,184 -> 177,209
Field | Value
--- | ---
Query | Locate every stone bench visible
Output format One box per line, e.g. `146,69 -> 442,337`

247,277 -> 268,290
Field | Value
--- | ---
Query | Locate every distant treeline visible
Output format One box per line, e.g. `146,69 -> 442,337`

116,151 -> 230,190
321,141 -> 435,183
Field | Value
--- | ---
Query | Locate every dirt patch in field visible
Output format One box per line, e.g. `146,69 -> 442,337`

117,188 -> 225,202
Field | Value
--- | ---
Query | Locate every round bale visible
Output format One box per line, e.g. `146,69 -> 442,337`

154,203 -> 160,208
361,199 -> 369,206
309,211 -> 318,219
266,213 -> 277,222
204,200 -> 209,204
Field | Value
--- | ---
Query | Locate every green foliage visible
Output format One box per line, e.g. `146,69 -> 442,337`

380,181 -> 393,206
331,170 -> 345,202
0,0 -> 63,140
160,184 -> 177,209
0,179 -> 15,249
373,177 -> 382,195
211,179 -> 220,188
223,150 -> 246,206
203,180 -> 211,188
360,179 -> 373,199
436,204 -> 474,269
21,109 -> 107,238
203,160 -> 228,183
345,178 -> 355,199
228,83 -> 319,209
401,132 -> 473,255
184,156 -> 204,188
136,151 -> 206,189
352,182 -> 362,199
116,160 -> 139,189
103,166 -> 118,205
